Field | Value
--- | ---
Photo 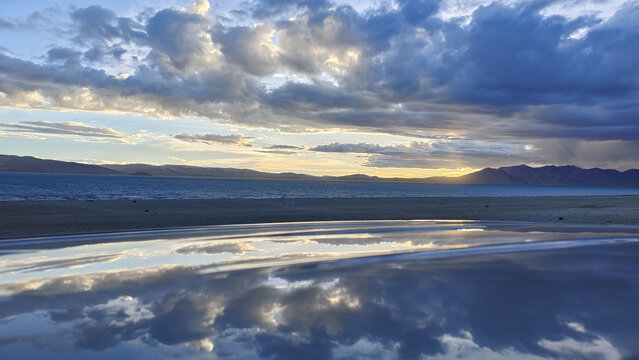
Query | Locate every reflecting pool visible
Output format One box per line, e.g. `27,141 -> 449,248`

1,220 -> 638,359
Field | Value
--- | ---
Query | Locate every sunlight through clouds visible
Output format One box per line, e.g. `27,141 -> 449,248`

0,0 -> 637,174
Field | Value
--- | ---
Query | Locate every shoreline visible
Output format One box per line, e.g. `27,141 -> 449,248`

1,196 -> 639,239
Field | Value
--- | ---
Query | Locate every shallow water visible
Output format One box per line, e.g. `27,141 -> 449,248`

1,220 -> 639,359
3,172 -> 639,200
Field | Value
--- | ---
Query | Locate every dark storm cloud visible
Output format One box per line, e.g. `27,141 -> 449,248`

263,82 -> 380,111
397,0 -> 440,27
438,2 -> 636,106
0,0 -> 638,167
530,138 -> 639,170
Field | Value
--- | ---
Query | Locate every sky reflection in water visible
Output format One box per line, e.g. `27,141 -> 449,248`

1,220 -> 639,359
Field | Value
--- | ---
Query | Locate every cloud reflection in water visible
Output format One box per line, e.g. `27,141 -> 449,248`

0,220 -> 638,359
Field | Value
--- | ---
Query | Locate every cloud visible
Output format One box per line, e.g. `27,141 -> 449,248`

0,0 -> 638,168
83,45 -> 127,62
1,238 -> 639,358
174,133 -> 252,146
144,8 -> 211,73
0,9 -> 64,32
0,18 -> 15,30
256,144 -> 304,155
266,144 -> 303,150
0,121 -> 125,139
309,140 -> 539,169
262,82 -> 380,111
70,5 -> 121,44
397,0 -> 440,27
149,295 -> 216,345
250,0 -> 332,19
310,142 -> 389,154
217,23 -> 279,76
47,47 -> 82,64
176,242 -> 256,255
185,0 -> 211,17
0,254 -> 122,274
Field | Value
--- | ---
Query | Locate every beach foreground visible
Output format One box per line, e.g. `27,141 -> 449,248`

1,195 -> 638,239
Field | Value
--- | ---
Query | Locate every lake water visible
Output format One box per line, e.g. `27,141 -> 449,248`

2,172 -> 639,201
1,220 -> 639,359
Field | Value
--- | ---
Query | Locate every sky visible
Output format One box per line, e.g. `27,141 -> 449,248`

0,0 -> 637,177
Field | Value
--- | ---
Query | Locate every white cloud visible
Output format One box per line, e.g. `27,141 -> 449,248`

184,0 -> 211,17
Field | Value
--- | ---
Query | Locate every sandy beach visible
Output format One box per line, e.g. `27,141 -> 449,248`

1,196 -> 638,239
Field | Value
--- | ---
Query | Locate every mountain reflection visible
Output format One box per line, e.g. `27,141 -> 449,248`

0,221 -> 638,359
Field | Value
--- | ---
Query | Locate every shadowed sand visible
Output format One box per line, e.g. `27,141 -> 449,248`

1,196 -> 638,239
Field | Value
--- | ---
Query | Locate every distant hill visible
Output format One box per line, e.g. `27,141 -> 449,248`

2,154 -> 639,187
0,154 -> 119,175
429,165 -> 639,187
102,164 -> 318,180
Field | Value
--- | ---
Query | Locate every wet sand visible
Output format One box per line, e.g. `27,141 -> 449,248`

1,196 -> 638,239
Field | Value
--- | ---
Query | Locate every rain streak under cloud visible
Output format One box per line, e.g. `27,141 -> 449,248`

0,0 -> 637,175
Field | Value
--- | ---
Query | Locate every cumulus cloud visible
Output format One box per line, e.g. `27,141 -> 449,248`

174,133 -> 252,146
71,5 -> 121,44
217,23 -> 279,76
185,0 -> 212,17
0,0 -> 638,168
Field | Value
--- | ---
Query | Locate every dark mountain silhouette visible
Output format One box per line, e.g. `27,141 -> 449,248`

447,165 -> 639,187
0,154 -> 119,175
2,154 -> 639,187
102,164 -> 318,180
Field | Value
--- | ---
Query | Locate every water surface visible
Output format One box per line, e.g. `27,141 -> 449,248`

2,172 -> 639,201
1,220 -> 638,359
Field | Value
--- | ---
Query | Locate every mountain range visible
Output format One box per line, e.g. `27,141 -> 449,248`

2,154 -> 639,187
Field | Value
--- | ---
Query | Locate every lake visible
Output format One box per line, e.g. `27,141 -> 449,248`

3,172 -> 639,201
